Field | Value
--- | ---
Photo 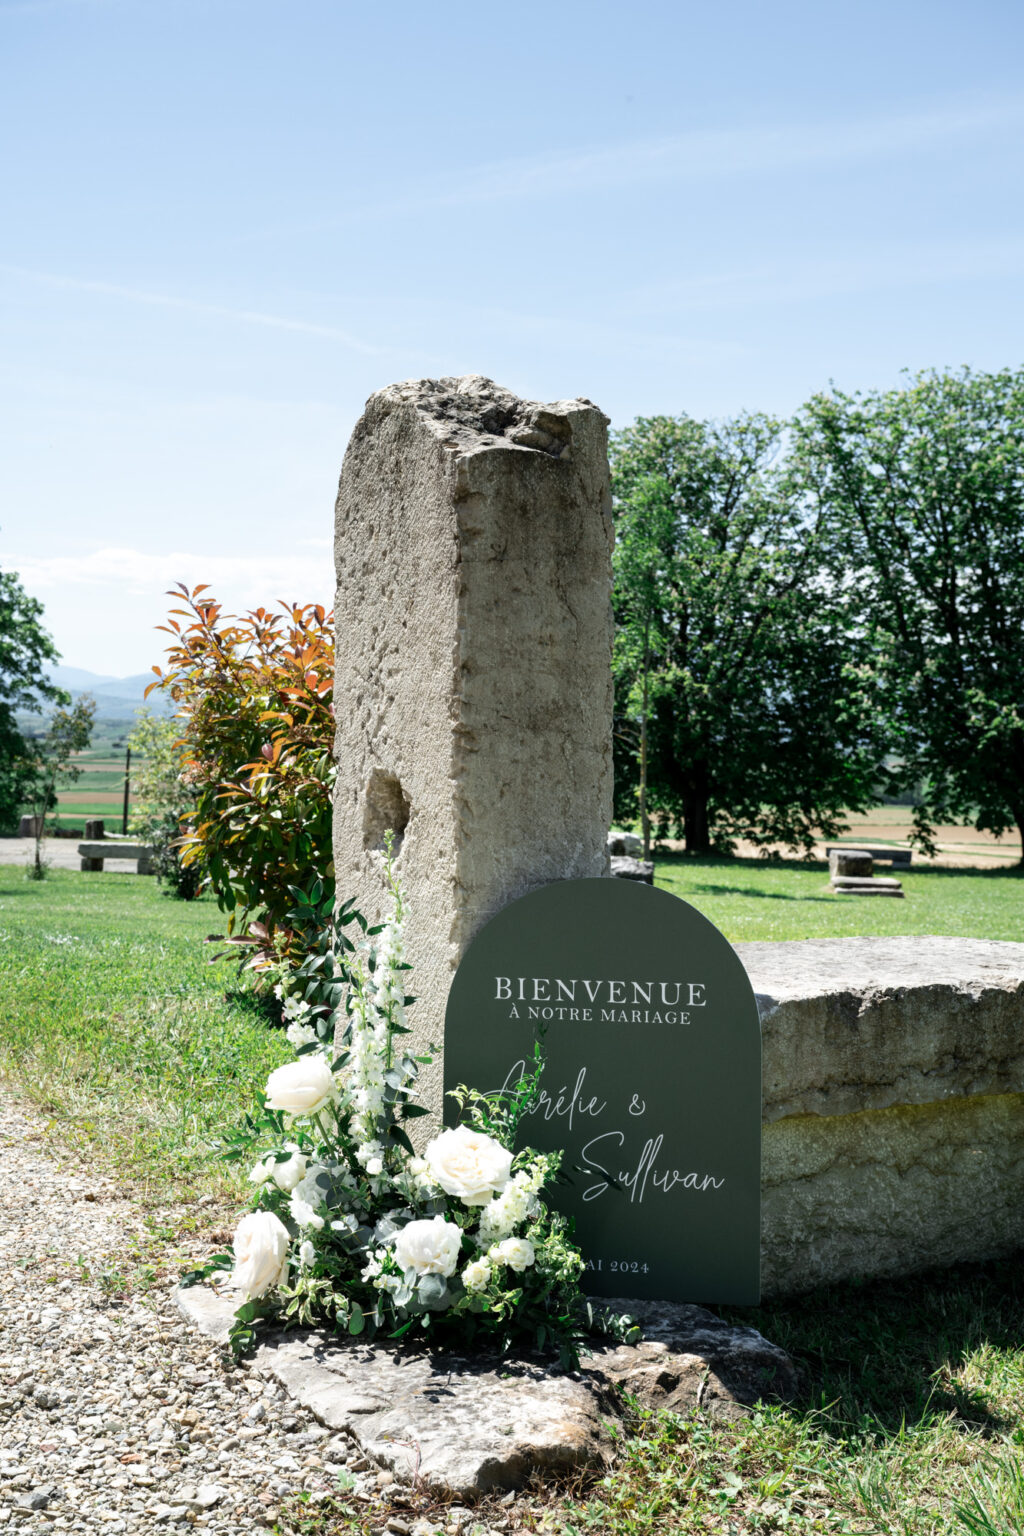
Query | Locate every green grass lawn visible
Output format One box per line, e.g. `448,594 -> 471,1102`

1,861 -> 1023,1536
656,854 -> 1023,944
0,865 -> 289,1195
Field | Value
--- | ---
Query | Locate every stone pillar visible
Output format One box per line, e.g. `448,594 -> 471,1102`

333,376 -> 614,1115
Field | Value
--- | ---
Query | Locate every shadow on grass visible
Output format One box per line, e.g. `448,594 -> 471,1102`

223,989 -> 283,1029
719,1254 -> 1024,1440
655,849 -> 1024,882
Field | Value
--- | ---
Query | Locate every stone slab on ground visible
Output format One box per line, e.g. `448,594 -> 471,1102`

177,1286 -> 795,1496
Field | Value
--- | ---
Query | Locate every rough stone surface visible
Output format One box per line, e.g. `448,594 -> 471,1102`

333,376 -> 614,1118
609,855 -> 654,883
762,1091 -> 1024,1292
828,849 -> 874,877
739,937 -> 1024,1292
607,831 -> 642,856
830,876 -> 904,897
740,936 -> 1024,1121
177,1288 -> 794,1495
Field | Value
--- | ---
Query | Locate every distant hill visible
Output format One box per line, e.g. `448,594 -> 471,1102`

43,666 -> 175,721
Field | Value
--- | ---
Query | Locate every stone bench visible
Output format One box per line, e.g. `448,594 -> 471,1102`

77,840 -> 155,875
825,843 -> 912,868
739,937 -> 1024,1293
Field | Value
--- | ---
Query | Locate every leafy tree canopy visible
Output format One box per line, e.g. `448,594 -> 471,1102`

0,565 -> 68,833
611,413 -> 888,855
793,367 -> 1024,861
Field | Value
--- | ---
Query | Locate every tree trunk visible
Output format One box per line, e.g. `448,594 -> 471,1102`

683,791 -> 711,855
639,637 -> 651,862
1014,806 -> 1024,868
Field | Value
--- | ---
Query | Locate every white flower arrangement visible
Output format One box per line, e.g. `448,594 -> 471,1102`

185,841 -> 615,1366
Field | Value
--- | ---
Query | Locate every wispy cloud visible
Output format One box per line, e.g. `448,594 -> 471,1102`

623,235 -> 1024,314
3,547 -> 333,606
284,98 -> 1024,230
0,265 -> 389,355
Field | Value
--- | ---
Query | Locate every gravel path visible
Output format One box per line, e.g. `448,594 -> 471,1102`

0,1091 -> 370,1533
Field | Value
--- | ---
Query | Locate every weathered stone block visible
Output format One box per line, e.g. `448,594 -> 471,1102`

333,377 -> 614,1116
610,854 -> 654,883
829,848 -> 874,877
740,937 -> 1024,1290
607,830 -> 643,856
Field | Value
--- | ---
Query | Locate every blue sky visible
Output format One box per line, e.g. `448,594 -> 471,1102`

2,0 -> 1023,674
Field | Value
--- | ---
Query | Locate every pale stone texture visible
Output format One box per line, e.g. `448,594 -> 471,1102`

333,377 -> 614,1117
177,1287 -> 795,1495
739,937 -> 1024,1291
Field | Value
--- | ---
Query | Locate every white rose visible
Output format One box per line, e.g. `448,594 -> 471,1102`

289,1192 -> 325,1230
298,1240 -> 316,1266
424,1126 -> 513,1207
462,1258 -> 491,1293
264,1056 -> 337,1117
392,1216 -> 463,1279
231,1211 -> 290,1299
490,1237 -> 536,1273
253,1142 -> 308,1192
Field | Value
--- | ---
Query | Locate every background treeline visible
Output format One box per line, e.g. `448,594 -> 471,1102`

612,365 -> 1024,862
4,363 -> 1023,967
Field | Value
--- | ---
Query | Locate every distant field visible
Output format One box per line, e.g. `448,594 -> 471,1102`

33,746 -> 138,832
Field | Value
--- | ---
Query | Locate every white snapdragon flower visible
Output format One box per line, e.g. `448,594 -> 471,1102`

490,1237 -> 536,1273
462,1258 -> 491,1293
355,1141 -> 385,1175
477,1166 -> 543,1245
285,1020 -> 319,1050
392,1217 -> 463,1280
424,1126 -> 513,1206
230,1211 -> 290,1299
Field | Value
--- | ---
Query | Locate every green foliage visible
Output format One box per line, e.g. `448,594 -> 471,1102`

149,584 -> 335,965
610,414 -> 888,855
127,709 -> 203,898
792,366 -> 1024,863
0,565 -> 68,832
21,695 -> 96,878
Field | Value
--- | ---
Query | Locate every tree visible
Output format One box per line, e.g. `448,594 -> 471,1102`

792,366 -> 1024,863
149,585 -> 335,963
127,710 -> 203,898
611,413 -> 888,855
0,566 -> 68,832
22,696 -> 96,878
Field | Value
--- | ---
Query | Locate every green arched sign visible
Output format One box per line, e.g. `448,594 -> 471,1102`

444,879 -> 761,1303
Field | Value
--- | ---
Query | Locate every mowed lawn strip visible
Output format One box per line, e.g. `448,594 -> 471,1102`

655,853 -> 1024,943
